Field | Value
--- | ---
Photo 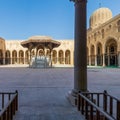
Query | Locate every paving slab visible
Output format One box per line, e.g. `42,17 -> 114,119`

0,67 -> 120,120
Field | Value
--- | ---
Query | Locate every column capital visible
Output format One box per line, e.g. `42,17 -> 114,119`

70,0 -> 87,3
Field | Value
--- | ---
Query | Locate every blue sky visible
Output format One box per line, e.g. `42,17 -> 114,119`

0,0 -> 120,40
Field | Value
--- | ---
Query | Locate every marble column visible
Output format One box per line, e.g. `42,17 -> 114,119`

68,0 -> 87,105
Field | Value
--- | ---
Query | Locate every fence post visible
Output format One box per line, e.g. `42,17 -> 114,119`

103,90 -> 107,112
109,97 -> 113,115
15,90 -> 18,111
85,100 -> 88,120
2,93 -> 4,109
81,97 -> 84,115
117,101 -> 120,120
77,94 -> 80,111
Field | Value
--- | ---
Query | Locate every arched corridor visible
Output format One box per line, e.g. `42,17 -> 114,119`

0,50 -> 3,64
97,42 -> 103,66
12,50 -> 17,64
90,45 -> 95,65
65,50 -> 71,64
52,50 -> 57,64
19,50 -> 24,64
105,39 -> 117,66
58,50 -> 64,64
5,50 -> 11,64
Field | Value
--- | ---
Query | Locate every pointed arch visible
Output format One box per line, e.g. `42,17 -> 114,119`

65,50 -> 71,64
0,49 -> 3,64
105,38 -> 117,66
96,42 -> 103,66
58,50 -> 64,64
5,50 -> 11,64
25,50 -> 29,64
38,49 -> 45,56
19,50 -> 24,64
52,50 -> 57,64
12,50 -> 17,64
90,44 -> 95,65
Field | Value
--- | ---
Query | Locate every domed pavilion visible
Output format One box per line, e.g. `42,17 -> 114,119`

21,36 -> 61,68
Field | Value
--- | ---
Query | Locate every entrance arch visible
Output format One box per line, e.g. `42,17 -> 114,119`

105,39 -> 117,66
97,42 -> 103,66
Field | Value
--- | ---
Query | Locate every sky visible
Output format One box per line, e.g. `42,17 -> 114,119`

0,0 -> 120,40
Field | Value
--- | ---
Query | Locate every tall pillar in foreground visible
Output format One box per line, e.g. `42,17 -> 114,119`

68,0 -> 87,105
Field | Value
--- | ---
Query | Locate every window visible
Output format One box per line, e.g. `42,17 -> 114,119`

117,20 -> 120,32
101,29 -> 104,38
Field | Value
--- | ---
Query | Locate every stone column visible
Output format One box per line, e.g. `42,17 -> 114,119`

68,0 -> 87,105
89,56 -> 91,66
118,52 -> 120,67
102,53 -> 105,66
3,52 -> 5,65
71,50 -> 74,66
95,55 -> 97,66
10,51 -> 12,64
24,51 -> 26,64
74,0 -> 87,92
102,46 -> 106,66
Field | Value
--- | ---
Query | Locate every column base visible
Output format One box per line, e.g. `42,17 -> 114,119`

67,90 -> 78,106
67,89 -> 88,106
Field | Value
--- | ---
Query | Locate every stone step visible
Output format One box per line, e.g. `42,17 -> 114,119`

14,113 -> 85,120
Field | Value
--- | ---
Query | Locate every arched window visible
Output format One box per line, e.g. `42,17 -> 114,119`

117,20 -> 120,32
101,29 -> 104,38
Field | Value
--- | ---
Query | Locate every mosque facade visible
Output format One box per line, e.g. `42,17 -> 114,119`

0,7 -> 120,67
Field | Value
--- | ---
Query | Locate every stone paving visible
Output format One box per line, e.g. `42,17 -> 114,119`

0,67 -> 120,120
0,67 -> 83,120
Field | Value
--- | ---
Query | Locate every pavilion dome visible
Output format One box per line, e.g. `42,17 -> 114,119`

28,36 -> 53,41
0,37 -> 5,41
89,7 -> 112,29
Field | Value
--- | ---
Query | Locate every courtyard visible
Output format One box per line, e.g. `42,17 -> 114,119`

0,67 -> 120,119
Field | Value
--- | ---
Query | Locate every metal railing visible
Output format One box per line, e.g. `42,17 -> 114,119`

77,90 -> 120,120
0,90 -> 18,120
